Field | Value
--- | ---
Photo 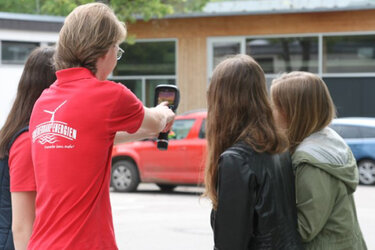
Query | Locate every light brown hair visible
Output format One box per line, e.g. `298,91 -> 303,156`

205,54 -> 288,209
0,47 -> 56,158
54,2 -> 126,73
271,71 -> 336,152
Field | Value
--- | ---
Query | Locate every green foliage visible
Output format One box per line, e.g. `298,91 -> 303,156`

0,0 -> 43,14
111,0 -> 174,23
165,0 -> 211,13
41,0 -> 93,16
0,0 -> 210,22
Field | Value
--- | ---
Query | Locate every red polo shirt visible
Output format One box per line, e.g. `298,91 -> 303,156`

29,67 -> 144,250
9,132 -> 36,192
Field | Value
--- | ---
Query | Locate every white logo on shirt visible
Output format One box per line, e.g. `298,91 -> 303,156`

32,101 -> 78,146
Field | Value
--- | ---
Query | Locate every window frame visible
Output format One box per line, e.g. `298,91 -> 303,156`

207,31 -> 375,83
110,38 -> 178,105
0,30 -> 58,66
1,40 -> 40,65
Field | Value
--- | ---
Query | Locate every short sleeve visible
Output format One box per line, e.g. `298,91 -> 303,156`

8,132 -> 36,192
108,84 -> 145,134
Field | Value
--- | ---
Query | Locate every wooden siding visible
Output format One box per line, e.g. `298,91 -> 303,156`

127,9 -> 375,113
177,37 -> 207,113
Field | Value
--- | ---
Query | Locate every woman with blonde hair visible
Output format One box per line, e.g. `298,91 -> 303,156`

205,54 -> 303,250
271,71 -> 367,250
28,3 -> 174,249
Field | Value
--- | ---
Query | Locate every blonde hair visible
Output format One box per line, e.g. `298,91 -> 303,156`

271,71 -> 336,152
205,55 -> 288,209
54,3 -> 126,73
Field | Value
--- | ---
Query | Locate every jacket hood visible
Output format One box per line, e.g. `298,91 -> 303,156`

292,127 -> 358,194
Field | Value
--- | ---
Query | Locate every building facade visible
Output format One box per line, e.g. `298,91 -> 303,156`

1,1 -> 375,126
0,12 -> 61,126
126,5 -> 375,116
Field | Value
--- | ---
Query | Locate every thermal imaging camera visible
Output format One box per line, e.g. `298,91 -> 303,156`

154,84 -> 180,150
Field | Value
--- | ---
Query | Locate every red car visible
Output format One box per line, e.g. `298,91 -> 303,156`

111,111 -> 207,192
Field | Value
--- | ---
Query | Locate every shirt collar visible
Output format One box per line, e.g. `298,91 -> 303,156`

56,67 -> 95,85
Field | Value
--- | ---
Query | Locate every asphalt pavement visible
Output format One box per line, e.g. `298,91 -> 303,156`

111,184 -> 374,250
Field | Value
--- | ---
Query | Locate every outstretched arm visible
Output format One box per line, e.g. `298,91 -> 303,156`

114,102 -> 175,144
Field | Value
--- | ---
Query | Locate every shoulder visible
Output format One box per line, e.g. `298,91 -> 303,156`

219,142 -> 266,172
293,127 -> 353,167
217,144 -> 257,183
219,143 -> 249,166
224,141 -> 287,163
99,80 -> 126,90
10,131 -> 30,153
9,131 -> 32,166
101,79 -> 124,87
294,163 -> 339,194
101,81 -> 138,101
97,79 -> 123,92
220,142 -> 253,161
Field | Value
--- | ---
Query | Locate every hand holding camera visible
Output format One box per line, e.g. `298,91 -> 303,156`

154,85 -> 180,150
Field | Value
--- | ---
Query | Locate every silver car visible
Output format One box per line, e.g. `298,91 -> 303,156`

330,117 -> 375,185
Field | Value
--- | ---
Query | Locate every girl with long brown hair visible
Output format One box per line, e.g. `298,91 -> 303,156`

271,71 -> 367,250
0,47 -> 56,250
205,54 -> 302,250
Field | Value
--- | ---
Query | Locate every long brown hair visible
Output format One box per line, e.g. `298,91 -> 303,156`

0,47 -> 56,158
205,54 -> 288,209
271,71 -> 336,152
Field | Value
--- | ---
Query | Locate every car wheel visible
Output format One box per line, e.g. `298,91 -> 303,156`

358,160 -> 375,185
111,160 -> 139,192
157,184 -> 177,192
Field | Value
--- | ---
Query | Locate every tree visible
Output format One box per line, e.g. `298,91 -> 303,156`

0,0 -> 210,23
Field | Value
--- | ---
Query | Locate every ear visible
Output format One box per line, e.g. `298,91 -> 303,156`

96,49 -> 111,68
99,49 -> 111,61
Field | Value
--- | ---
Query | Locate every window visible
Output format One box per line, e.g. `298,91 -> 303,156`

116,79 -> 143,100
169,119 -> 195,140
209,33 -> 375,76
246,37 -> 318,74
209,34 -> 375,118
145,79 -> 175,107
323,35 -> 375,73
115,78 -> 175,107
199,119 -> 206,139
359,126 -> 375,138
212,41 -> 241,70
323,77 -> 375,117
111,40 -> 177,106
113,41 -> 175,76
1,41 -> 39,64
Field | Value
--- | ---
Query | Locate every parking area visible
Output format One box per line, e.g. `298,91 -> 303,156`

111,184 -> 375,250
111,184 -> 212,250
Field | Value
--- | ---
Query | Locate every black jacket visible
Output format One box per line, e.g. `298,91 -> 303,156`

211,142 -> 303,250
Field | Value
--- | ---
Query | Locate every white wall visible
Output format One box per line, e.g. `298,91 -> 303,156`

0,29 -> 59,43
0,29 -> 59,127
0,66 -> 24,126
